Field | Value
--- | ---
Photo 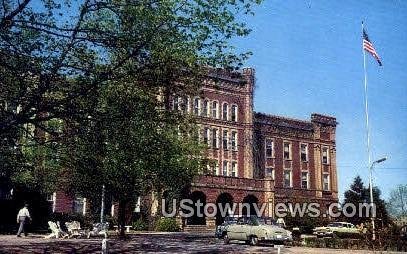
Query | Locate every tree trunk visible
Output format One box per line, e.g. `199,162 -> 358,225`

118,199 -> 127,238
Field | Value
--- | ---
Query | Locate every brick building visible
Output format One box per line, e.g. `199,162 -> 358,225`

50,67 -> 338,227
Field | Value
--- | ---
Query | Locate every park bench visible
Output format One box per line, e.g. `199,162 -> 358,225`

87,222 -> 109,238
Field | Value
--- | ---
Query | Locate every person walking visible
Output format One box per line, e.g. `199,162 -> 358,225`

16,203 -> 31,237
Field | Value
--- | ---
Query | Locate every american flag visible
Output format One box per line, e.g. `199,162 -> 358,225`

363,28 -> 382,66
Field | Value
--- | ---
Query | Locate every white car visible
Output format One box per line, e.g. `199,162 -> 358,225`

224,216 -> 292,246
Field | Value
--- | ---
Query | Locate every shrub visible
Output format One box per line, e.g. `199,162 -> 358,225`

132,218 -> 148,231
154,217 -> 180,232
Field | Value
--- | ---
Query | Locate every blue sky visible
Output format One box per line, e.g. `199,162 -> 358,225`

234,0 -> 407,200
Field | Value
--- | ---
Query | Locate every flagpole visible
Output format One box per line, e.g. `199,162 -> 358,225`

362,21 -> 376,241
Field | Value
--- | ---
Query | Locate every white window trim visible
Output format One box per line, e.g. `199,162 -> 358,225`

283,141 -> 292,160
231,130 -> 238,151
222,161 -> 228,176
212,128 -> 219,149
265,167 -> 275,180
223,129 -> 229,150
323,173 -> 330,191
193,97 -> 201,115
222,102 -> 229,121
300,143 -> 308,162
265,138 -> 274,158
231,104 -> 238,122
283,169 -> 292,188
214,161 -> 219,175
301,170 -> 309,189
322,146 -> 330,165
231,161 -> 237,177
202,99 -> 209,117
211,100 -> 219,119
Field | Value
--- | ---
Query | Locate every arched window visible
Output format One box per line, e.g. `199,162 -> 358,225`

193,97 -> 200,115
222,103 -> 228,120
231,105 -> 238,122
212,101 -> 218,118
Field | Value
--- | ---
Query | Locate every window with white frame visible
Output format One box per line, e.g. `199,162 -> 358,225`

203,127 -> 210,146
301,171 -> 309,189
181,97 -> 189,113
265,167 -> 274,179
73,195 -> 86,215
172,96 -> 180,110
212,101 -> 218,118
222,103 -> 229,120
222,161 -> 228,176
283,142 -> 291,160
231,105 -> 238,122
231,161 -> 237,177
212,128 -> 219,148
222,130 -> 228,150
214,161 -> 219,175
323,173 -> 330,191
231,131 -> 237,151
301,143 -> 308,162
283,169 -> 292,188
265,138 -> 274,158
193,97 -> 200,115
322,147 -> 329,164
202,99 -> 209,117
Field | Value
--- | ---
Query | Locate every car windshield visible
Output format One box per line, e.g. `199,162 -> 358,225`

327,223 -> 344,227
250,217 -> 276,226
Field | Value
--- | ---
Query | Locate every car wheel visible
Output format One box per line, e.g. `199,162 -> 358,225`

223,234 -> 230,244
250,236 -> 258,246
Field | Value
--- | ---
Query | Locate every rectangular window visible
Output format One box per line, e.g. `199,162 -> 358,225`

172,96 -> 179,110
73,195 -> 85,215
202,100 -> 209,117
301,171 -> 309,189
222,103 -> 228,120
265,167 -> 274,180
231,131 -> 237,151
323,174 -> 330,191
223,130 -> 228,150
283,169 -> 292,188
265,138 -> 274,158
301,144 -> 308,162
322,147 -> 329,164
212,129 -> 218,148
222,161 -> 228,176
214,161 -> 219,175
231,162 -> 237,177
181,97 -> 189,113
203,127 -> 210,146
231,105 -> 238,122
283,142 -> 291,160
212,101 -> 218,118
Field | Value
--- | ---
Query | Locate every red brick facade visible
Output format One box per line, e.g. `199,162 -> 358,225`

52,67 -> 338,227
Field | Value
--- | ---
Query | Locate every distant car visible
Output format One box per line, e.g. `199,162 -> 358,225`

313,222 -> 360,238
224,216 -> 292,246
215,216 -> 238,239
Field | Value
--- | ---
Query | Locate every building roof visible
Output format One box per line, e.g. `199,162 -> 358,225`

254,112 -> 314,131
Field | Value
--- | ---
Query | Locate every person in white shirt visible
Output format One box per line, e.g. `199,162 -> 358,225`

16,203 -> 31,237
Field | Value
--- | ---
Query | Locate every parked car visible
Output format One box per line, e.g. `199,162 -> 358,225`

215,216 -> 238,239
224,216 -> 292,246
313,222 -> 360,238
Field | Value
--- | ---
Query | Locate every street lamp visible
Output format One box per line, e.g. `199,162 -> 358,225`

369,156 -> 387,240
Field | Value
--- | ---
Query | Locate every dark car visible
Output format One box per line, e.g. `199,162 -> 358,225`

215,216 -> 238,238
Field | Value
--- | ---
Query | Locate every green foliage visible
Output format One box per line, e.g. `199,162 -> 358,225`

342,175 -> 390,227
132,218 -> 149,231
285,214 -> 329,234
154,217 -> 180,232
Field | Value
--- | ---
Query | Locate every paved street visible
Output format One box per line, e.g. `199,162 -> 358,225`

0,233 -> 405,254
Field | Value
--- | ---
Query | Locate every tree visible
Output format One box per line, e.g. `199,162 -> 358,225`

342,176 -> 390,227
1,0 -> 262,198
387,184 -> 407,219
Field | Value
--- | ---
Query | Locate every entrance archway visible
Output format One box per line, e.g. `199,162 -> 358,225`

242,194 -> 259,216
215,192 -> 234,225
187,191 -> 206,225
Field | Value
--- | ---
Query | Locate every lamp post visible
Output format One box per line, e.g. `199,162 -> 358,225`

369,156 -> 386,240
